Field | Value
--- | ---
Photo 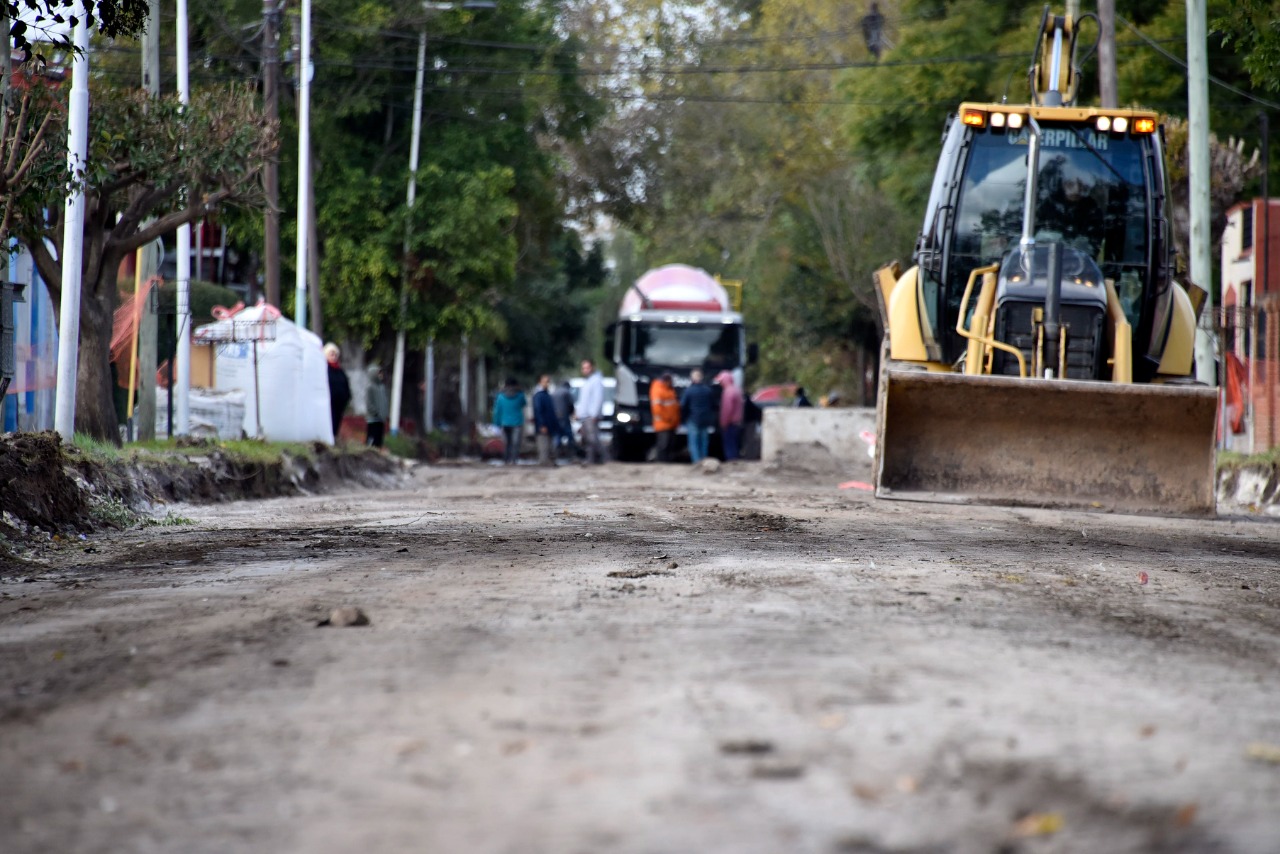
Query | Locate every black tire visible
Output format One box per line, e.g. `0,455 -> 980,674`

612,433 -> 647,462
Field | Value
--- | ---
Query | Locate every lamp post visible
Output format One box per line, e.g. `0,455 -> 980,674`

295,0 -> 312,331
389,0 -> 494,437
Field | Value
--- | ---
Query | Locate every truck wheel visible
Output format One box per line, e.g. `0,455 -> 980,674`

613,434 -> 645,462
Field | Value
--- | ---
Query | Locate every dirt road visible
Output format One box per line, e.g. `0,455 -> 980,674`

2,456 -> 1279,853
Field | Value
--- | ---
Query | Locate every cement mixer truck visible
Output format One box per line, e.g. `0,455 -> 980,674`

604,264 -> 754,461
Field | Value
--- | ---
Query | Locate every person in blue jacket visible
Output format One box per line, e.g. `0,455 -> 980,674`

679,368 -> 716,464
492,378 -> 527,466
532,374 -> 559,467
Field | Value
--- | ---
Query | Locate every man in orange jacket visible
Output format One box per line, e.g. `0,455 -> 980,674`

649,373 -> 681,462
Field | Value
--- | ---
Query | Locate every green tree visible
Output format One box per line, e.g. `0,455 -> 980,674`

12,83 -> 274,441
564,0 -> 906,398
182,0 -> 606,386
1215,0 -> 1280,93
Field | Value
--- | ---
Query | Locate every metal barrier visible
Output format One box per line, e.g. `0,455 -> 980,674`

1,281 -> 27,397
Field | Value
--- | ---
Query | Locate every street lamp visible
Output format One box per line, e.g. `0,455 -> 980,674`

390,0 -> 495,437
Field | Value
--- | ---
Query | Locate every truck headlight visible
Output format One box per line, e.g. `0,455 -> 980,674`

615,412 -> 632,423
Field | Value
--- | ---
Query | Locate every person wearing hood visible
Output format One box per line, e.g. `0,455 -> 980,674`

365,364 -> 390,448
716,370 -> 744,461
493,377 -> 528,466
649,373 -> 680,462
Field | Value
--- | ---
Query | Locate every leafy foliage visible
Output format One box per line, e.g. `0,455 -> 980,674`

11,80 -> 274,441
5,0 -> 149,58
183,0 -> 607,379
1214,0 -> 1280,93
560,0 -> 1276,402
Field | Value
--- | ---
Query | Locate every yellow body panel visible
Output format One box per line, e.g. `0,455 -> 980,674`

1157,284 -> 1197,377
886,266 -> 930,362
1104,279 -> 1133,384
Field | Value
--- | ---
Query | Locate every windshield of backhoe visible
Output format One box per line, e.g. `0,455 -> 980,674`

952,124 -> 1151,322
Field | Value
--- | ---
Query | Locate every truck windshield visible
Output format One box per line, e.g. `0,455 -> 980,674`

625,322 -> 742,370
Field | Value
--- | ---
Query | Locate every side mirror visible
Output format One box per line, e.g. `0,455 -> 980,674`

747,342 -> 759,365
604,322 -> 617,365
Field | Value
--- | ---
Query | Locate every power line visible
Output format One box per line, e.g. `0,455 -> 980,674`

1118,15 -> 1280,112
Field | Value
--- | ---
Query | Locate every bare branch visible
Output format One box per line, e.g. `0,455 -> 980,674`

119,191 -> 233,254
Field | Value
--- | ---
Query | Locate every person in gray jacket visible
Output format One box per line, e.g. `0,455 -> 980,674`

365,364 -> 390,448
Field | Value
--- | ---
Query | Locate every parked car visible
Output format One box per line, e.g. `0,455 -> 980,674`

751,383 -> 799,408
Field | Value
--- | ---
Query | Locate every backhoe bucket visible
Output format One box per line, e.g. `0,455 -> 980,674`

875,370 -> 1218,517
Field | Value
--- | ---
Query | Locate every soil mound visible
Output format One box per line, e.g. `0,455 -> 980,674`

0,432 -> 95,534
0,435 -> 406,553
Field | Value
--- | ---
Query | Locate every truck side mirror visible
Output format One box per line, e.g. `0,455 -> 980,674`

604,322 -> 617,364
747,342 -> 759,365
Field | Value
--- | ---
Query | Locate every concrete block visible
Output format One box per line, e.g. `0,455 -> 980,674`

761,407 -> 877,465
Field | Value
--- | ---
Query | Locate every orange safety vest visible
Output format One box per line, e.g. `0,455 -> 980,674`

650,379 -> 681,431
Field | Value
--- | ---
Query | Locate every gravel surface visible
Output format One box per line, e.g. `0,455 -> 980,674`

2,457 -> 1279,853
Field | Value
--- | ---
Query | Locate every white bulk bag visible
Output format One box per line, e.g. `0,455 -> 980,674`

196,304 -> 334,443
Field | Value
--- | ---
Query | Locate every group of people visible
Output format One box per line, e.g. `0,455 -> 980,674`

492,359 -> 609,467
650,368 -> 745,464
324,343 -> 388,448
493,360 -> 748,467
328,342 -> 782,463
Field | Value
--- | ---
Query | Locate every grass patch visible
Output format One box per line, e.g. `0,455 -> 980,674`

115,437 -> 321,465
382,433 -> 419,459
145,512 -> 197,527
1218,448 -> 1280,471
72,433 -> 132,463
222,439 -> 318,463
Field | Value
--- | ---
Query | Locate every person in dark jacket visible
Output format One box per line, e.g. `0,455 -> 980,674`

794,386 -> 813,408
532,374 -> 559,467
552,379 -> 579,458
324,343 -> 351,443
679,368 -> 716,464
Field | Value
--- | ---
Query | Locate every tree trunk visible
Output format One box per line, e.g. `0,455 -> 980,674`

28,214 -> 124,444
75,284 -> 120,442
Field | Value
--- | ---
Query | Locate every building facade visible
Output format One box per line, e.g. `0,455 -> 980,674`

1220,198 -> 1280,452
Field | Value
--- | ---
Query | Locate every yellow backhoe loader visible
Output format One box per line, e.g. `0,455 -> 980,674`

873,7 -> 1217,517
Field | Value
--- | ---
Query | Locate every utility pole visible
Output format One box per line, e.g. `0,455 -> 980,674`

1186,0 -> 1214,386
174,0 -> 192,436
390,31 -> 428,437
295,0 -> 311,331
135,0 -> 162,441
308,155 -> 322,338
262,0 -> 281,308
1262,112 -> 1274,449
1098,0 -> 1117,108
389,2 -> 493,436
54,20 -> 90,440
